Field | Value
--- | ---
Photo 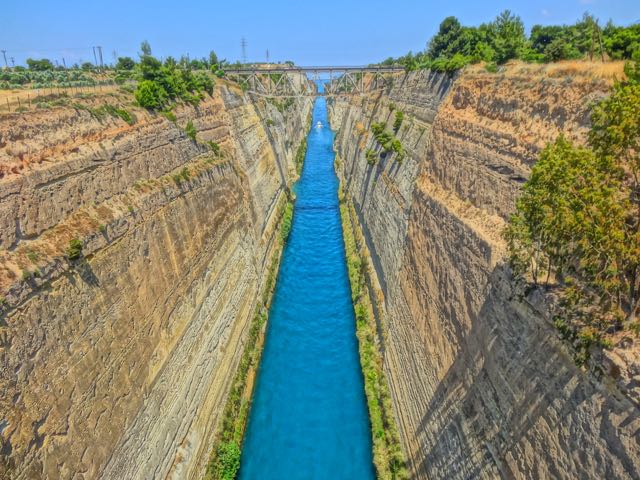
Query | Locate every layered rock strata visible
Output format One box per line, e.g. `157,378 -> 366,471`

330,64 -> 640,480
0,82 -> 311,479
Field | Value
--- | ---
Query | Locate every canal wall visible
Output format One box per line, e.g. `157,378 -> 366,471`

329,64 -> 640,479
0,81 -> 312,479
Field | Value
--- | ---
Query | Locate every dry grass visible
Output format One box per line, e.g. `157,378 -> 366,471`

470,60 -> 627,85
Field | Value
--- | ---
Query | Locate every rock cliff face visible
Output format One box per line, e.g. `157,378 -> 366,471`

0,82 -> 311,479
330,64 -> 640,479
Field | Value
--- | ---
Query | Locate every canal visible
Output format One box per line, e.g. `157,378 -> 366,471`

238,94 -> 375,479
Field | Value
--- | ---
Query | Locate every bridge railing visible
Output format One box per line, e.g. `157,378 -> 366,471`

222,65 -> 405,74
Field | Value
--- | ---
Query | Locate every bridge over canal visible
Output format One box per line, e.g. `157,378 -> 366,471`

223,65 -> 405,97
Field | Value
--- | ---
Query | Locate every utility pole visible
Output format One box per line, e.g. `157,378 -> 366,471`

92,46 -> 98,67
10,57 -> 15,68
266,49 -> 270,64
1,50 -> 7,69
97,46 -> 104,70
62,57 -> 67,69
241,37 -> 247,64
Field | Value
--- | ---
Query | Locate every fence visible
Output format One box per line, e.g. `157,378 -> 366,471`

0,80 -> 126,113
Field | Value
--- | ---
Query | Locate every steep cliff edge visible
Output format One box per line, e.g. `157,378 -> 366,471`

0,81 -> 312,479
330,63 -> 640,479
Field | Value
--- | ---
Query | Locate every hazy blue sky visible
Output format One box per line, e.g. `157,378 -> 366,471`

3,0 -> 639,66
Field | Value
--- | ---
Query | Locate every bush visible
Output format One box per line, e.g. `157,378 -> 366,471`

280,201 -> 294,242
135,80 -> 166,109
208,141 -> 221,155
115,56 -> 136,70
209,441 -> 241,480
66,238 -> 83,260
365,149 -> 378,166
484,62 -> 498,73
393,111 -> 404,133
184,120 -> 197,141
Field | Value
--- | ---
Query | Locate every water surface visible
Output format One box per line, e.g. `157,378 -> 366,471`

239,96 -> 374,479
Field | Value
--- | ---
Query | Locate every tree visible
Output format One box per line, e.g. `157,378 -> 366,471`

81,62 -> 94,71
530,25 -> 567,54
26,58 -> 54,71
507,60 -> 640,327
140,40 -> 152,56
603,23 -> 640,60
491,10 -> 526,64
209,50 -> 219,67
115,56 -> 136,70
428,17 -> 463,59
589,66 -> 640,321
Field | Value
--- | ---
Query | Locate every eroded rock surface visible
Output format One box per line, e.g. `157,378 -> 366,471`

330,64 -> 640,480
0,83 -> 312,479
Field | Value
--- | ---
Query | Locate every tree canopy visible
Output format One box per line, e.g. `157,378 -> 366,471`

384,11 -> 639,73
505,60 -> 640,340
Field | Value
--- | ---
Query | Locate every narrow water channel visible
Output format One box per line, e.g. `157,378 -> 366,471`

239,95 -> 375,479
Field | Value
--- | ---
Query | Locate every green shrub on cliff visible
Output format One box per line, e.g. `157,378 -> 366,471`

135,79 -> 166,109
393,111 -> 404,133
66,238 -> 83,260
295,138 -> 307,175
280,201 -> 294,243
209,441 -> 241,480
184,120 -> 197,141
365,149 -> 378,166
505,61 -> 640,349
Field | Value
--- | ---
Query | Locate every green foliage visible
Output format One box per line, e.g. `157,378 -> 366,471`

485,62 -> 498,73
115,56 -> 136,70
135,79 -> 166,109
339,198 -> 408,479
371,122 -> 405,162
101,104 -> 135,125
603,22 -> 640,60
393,110 -> 404,133
66,238 -> 83,260
206,213 -> 286,480
365,149 -> 378,166
208,442 -> 240,480
26,58 -> 54,71
184,120 -> 197,141
506,62 -> 640,335
295,138 -> 307,175
133,42 -> 215,110
382,12 -> 639,73
161,110 -> 177,122
266,97 -> 295,114
280,201 -> 294,243
208,141 -> 221,155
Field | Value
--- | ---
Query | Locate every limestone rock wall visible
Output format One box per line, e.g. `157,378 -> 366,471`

0,83 -> 312,479
330,65 -> 640,479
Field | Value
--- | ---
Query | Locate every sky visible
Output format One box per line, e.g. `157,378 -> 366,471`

3,0 -> 639,67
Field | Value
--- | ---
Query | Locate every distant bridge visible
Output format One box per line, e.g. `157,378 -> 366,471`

223,65 -> 405,97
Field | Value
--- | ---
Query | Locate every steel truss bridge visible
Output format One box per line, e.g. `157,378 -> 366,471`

223,66 -> 404,97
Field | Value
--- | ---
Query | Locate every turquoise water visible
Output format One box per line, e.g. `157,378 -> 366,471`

238,96 -> 375,479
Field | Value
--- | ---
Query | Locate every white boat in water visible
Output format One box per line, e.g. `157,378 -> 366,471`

316,121 -> 323,129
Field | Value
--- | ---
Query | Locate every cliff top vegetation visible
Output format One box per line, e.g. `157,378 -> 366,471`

381,11 -> 640,73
